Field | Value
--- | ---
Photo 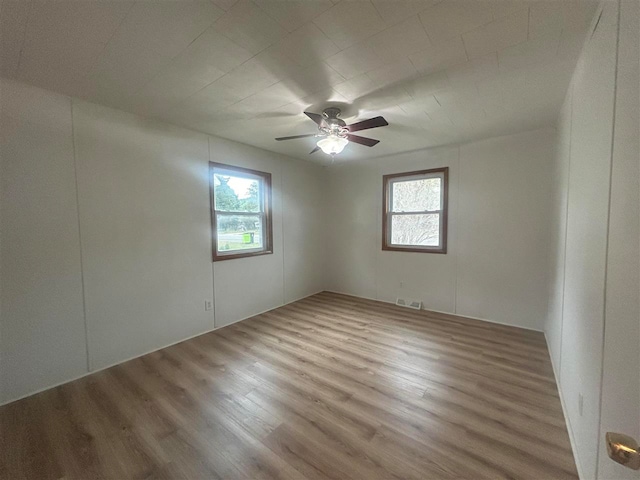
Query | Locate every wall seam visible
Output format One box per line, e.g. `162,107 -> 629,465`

0,81 -> 3,400
0,289 -> 325,407
559,82 -> 574,392
209,136 -> 217,328
375,161 -> 380,302
594,0 -> 622,474
453,146 -> 461,314
14,0 -> 33,76
69,99 -> 91,373
281,163 -> 286,305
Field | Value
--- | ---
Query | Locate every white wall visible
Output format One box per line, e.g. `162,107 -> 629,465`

72,102 -> 215,371
546,87 -> 573,371
0,78 -> 326,404
546,1 -> 640,478
597,1 -> 639,479
456,132 -> 554,327
0,78 -> 87,403
282,160 -> 327,304
326,127 -> 555,331
561,5 -> 618,475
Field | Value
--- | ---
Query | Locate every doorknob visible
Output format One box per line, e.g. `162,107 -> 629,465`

606,432 -> 640,470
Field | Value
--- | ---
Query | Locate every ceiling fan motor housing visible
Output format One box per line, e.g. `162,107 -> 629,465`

321,107 -> 348,136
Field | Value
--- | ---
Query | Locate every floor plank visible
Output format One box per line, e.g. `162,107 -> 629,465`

0,292 -> 577,479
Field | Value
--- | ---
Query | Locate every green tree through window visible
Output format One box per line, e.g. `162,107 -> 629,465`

214,175 -> 240,211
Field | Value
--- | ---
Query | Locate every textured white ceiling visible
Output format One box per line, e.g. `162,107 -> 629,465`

0,0 -> 598,164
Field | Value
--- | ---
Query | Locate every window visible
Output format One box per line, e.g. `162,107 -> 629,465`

210,162 -> 273,261
382,167 -> 448,254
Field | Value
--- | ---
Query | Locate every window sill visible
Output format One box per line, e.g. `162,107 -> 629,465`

212,249 -> 273,262
382,245 -> 447,254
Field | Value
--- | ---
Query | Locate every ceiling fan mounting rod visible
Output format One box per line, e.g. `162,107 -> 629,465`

322,107 -> 342,119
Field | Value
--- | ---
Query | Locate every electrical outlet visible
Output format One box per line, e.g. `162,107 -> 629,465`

578,393 -> 584,416
205,300 -> 213,311
399,281 -> 404,289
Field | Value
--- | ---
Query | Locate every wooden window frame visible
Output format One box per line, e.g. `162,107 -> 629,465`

382,167 -> 449,254
209,162 -> 273,262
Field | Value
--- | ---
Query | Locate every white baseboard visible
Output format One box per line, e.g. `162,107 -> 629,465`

323,289 -> 544,333
545,332 -> 585,480
0,289 -> 325,408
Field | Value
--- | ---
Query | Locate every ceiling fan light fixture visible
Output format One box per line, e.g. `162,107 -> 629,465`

317,135 -> 348,155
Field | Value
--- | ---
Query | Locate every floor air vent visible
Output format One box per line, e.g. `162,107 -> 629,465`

396,298 -> 422,310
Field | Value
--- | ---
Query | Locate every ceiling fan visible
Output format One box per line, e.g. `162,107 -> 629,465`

275,107 -> 388,156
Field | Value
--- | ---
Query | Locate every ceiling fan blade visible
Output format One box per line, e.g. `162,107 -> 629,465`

304,111 -> 324,126
346,134 -> 380,147
347,116 -> 389,132
275,133 -> 317,141
309,146 -> 321,154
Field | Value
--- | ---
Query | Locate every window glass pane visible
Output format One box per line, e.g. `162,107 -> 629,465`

216,214 -> 263,252
392,177 -> 441,212
391,214 -> 440,246
213,173 -> 260,213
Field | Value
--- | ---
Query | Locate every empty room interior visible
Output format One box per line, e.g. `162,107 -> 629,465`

1,0 -> 639,479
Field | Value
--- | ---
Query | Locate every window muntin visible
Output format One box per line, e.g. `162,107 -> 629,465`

383,167 -> 448,253
210,163 -> 272,261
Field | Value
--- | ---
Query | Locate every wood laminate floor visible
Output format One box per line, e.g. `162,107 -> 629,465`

0,292 -> 577,480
